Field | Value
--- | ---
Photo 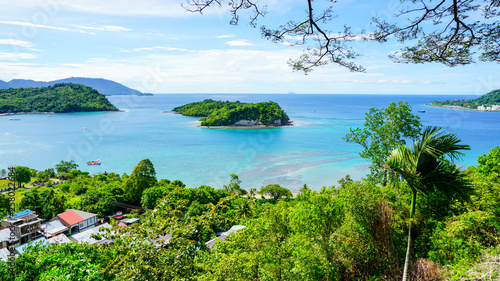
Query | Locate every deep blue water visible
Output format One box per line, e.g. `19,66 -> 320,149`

1,94 -> 497,192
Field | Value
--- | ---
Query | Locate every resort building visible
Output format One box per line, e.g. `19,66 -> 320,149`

56,209 -> 98,235
0,228 -> 20,249
206,225 -> 246,249
15,234 -> 71,255
1,210 -> 43,244
71,223 -> 112,244
42,219 -> 69,238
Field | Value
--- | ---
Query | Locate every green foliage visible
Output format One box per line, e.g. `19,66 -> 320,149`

222,174 -> 247,196
476,145 -> 500,177
14,166 -> 32,186
0,242 -> 115,281
0,83 -> 118,113
55,160 -> 78,174
429,211 -> 500,265
36,168 -> 55,182
124,159 -> 157,205
344,101 -> 423,184
0,193 -> 9,218
6,147 -> 500,280
442,245 -> 500,280
386,126 -> 472,280
431,89 -> 500,109
18,187 -> 65,220
172,99 -> 290,126
258,184 -> 292,200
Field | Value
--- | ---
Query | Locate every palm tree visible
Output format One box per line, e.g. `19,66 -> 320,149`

235,199 -> 253,219
385,126 -> 472,281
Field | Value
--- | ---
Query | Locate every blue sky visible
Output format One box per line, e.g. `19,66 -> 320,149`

0,0 -> 498,95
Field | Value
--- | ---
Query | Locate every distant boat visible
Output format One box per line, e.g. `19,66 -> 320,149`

9,118 -> 20,121
82,127 -> 87,130
87,159 -> 101,166
46,115 -> 52,117
418,110 -> 425,113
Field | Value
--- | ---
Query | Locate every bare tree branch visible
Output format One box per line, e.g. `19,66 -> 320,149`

182,0 -> 500,71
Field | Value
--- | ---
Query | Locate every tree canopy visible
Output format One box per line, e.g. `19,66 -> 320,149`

183,0 -> 500,72
124,159 -> 157,205
14,166 -> 32,187
344,101 -> 423,185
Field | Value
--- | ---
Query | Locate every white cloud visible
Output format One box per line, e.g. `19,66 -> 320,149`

225,40 -> 254,46
0,39 -> 34,48
0,52 -> 38,60
348,79 -> 442,85
0,21 -> 71,31
1,0 -> 300,17
60,1 -> 192,17
121,46 -> 192,52
73,25 -> 131,32
216,34 -> 235,39
0,21 -> 92,34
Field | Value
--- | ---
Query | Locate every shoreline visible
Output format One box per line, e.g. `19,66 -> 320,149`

426,103 -> 500,112
425,104 -> 481,111
189,120 -> 292,129
0,110 -> 125,116
199,124 -> 292,129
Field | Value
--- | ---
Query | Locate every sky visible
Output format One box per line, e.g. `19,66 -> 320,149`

0,0 -> 498,95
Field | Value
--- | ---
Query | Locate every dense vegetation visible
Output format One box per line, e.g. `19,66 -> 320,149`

0,83 -> 118,113
430,89 -> 500,109
172,99 -> 290,126
1,104 -> 499,280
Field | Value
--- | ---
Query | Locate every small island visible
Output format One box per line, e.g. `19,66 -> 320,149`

0,83 -> 118,114
429,89 -> 500,111
171,99 -> 292,127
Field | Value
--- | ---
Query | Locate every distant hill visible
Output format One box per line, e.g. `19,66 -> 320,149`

0,77 -> 150,96
430,89 -> 500,110
0,83 -> 118,113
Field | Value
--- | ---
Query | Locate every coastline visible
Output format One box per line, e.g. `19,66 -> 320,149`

199,124 -> 291,129
189,120 -> 292,129
0,110 -> 125,116
425,104 -> 481,111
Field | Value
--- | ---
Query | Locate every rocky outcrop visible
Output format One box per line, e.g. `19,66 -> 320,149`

232,119 -> 291,126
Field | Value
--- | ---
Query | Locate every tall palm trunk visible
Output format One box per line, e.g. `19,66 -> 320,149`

402,221 -> 412,281
402,189 -> 416,281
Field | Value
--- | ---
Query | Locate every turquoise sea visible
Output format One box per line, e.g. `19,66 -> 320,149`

1,94 -> 498,192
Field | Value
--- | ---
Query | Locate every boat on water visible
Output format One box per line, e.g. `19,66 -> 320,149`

87,159 -> 102,166
9,118 -> 20,121
418,110 -> 425,113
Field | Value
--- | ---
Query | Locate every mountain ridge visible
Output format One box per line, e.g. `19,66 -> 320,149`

0,77 -> 149,96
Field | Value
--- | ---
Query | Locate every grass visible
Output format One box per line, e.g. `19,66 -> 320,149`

0,179 -> 12,189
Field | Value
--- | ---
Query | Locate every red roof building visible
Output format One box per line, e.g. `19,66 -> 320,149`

57,209 -> 98,235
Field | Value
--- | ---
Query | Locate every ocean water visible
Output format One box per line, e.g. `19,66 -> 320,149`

1,94 -> 498,192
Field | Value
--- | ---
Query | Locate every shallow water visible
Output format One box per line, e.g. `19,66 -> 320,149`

1,93 -> 497,192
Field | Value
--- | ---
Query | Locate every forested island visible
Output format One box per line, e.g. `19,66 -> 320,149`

172,99 -> 291,127
429,89 -> 500,111
0,83 -> 118,114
